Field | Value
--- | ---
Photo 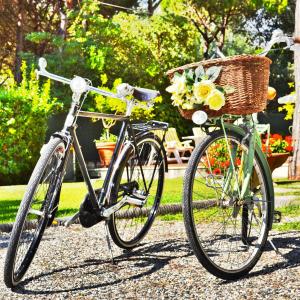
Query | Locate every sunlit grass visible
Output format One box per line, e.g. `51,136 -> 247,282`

1,178 -> 300,231
0,177 -> 206,223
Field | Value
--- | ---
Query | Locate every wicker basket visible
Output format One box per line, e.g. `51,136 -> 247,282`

166,55 -> 272,119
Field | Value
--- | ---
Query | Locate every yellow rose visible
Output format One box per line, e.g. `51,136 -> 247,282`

166,76 -> 186,95
205,89 -> 226,110
193,80 -> 215,103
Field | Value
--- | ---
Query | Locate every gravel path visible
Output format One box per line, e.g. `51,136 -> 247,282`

0,221 -> 299,300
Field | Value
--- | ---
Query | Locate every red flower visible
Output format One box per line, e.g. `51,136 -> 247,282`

272,134 -> 282,140
213,168 -> 221,175
285,136 -> 292,145
285,135 -> 292,141
224,160 -> 230,167
285,145 -> 293,152
235,158 -> 241,166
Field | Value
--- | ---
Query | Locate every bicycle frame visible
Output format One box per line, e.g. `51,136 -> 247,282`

207,115 -> 274,229
219,115 -> 256,201
54,108 -> 167,221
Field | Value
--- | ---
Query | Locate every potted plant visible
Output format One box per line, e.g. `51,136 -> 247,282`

93,75 -> 159,167
95,118 -> 118,167
261,134 -> 293,172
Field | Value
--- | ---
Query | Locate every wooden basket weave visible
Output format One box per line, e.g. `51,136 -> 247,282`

166,55 -> 272,119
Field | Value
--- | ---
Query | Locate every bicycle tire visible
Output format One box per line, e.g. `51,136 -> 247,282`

4,137 -> 66,288
183,130 -> 271,280
108,133 -> 165,249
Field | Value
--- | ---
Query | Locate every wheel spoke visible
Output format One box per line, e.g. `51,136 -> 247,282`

109,136 -> 164,249
184,131 -> 270,279
4,139 -> 65,287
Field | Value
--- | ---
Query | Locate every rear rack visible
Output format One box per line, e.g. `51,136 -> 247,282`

132,120 -> 168,132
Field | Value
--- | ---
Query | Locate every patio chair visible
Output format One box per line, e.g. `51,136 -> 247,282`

164,128 -> 194,164
182,127 -> 207,146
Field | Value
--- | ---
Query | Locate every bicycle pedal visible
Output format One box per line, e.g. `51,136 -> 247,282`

273,210 -> 282,223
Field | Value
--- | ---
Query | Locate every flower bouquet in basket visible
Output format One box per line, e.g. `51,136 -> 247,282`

166,66 -> 233,115
261,133 -> 293,172
166,55 -> 271,119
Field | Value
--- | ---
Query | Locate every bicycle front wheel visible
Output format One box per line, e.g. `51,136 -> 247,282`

4,137 -> 66,287
183,130 -> 271,280
108,133 -> 165,249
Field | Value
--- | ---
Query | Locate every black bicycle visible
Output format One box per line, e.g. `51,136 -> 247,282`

4,58 -> 168,288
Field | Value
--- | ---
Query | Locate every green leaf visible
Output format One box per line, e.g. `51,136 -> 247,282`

194,65 -> 205,81
216,86 -> 225,93
223,85 -> 235,95
184,69 -> 194,81
173,72 -> 182,79
205,66 -> 222,82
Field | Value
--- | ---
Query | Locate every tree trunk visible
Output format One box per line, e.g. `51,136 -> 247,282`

290,0 -> 300,179
58,0 -> 67,40
14,0 -> 24,84
148,0 -> 162,16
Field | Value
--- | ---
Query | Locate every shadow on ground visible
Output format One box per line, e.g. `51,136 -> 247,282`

221,231 -> 300,284
5,232 -> 300,295
12,239 -> 192,295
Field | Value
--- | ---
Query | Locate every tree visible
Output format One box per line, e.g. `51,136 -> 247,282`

162,0 -> 288,58
0,0 -> 70,83
290,0 -> 300,179
147,0 -> 162,15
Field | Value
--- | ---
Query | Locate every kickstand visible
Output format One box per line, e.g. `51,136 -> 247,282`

268,237 -> 284,257
105,221 -> 116,265
64,211 -> 80,227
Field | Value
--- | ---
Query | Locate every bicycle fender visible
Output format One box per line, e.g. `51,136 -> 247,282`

223,123 -> 275,230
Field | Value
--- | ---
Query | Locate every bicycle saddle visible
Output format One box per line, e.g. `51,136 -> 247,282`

117,83 -> 160,101
133,87 -> 160,102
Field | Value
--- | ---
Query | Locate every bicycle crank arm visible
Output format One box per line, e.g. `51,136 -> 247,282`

101,196 -> 147,218
28,208 -> 48,218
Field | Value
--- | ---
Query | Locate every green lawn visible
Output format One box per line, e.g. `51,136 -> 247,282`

1,177 -> 213,224
1,178 -> 300,230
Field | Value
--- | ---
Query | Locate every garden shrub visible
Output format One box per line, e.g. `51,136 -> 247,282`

0,62 -> 61,185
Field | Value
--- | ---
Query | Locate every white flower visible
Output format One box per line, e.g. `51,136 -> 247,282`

171,93 -> 184,106
182,103 -> 194,110
166,76 -> 186,95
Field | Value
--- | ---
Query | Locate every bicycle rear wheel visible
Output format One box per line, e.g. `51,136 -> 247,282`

183,130 -> 271,280
4,137 -> 66,287
108,133 -> 165,249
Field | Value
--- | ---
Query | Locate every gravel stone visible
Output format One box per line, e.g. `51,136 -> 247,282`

0,221 -> 299,299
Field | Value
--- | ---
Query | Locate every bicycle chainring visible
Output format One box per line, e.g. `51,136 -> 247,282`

79,191 -> 105,228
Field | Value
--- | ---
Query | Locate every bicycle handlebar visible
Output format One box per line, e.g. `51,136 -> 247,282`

260,29 -> 294,56
36,58 -> 128,100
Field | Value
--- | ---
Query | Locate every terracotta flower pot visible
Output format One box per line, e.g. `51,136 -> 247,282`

251,152 -> 289,188
267,153 -> 290,173
95,142 -> 116,167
